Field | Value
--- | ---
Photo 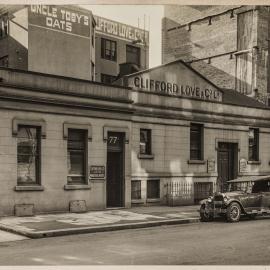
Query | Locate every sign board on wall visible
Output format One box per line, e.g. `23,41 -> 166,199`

207,159 -> 216,173
89,165 -> 105,179
239,158 -> 247,173
94,15 -> 149,45
29,5 -> 91,37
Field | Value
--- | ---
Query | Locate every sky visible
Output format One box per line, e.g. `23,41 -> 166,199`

82,5 -> 164,68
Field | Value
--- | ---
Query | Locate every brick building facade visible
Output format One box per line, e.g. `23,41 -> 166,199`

162,5 -> 270,105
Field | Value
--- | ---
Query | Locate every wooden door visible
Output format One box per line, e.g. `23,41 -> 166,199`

106,132 -> 124,208
217,143 -> 237,192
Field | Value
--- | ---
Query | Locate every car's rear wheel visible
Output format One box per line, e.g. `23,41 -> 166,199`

226,202 -> 241,222
200,204 -> 213,222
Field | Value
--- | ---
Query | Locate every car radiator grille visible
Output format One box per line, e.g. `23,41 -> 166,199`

214,195 -> 224,201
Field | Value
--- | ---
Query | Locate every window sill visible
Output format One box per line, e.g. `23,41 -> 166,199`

14,185 -> 44,191
138,153 -> 154,159
146,198 -> 160,203
247,161 -> 261,165
64,184 -> 91,190
187,160 -> 206,165
131,199 -> 144,204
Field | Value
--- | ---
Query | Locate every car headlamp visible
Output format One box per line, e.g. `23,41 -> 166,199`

223,195 -> 229,202
207,197 -> 213,203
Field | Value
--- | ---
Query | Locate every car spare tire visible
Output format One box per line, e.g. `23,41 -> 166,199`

226,202 -> 241,222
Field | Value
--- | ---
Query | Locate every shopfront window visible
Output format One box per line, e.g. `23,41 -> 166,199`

140,129 -> 151,155
248,128 -> 259,161
190,123 -> 203,160
101,38 -> 117,61
67,129 -> 87,184
17,126 -> 41,185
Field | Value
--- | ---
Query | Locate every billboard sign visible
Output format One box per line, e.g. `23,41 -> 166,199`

29,5 -> 91,37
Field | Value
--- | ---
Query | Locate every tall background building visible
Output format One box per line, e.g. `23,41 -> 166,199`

94,15 -> 149,83
0,5 -> 96,80
0,5 -> 149,82
162,5 -> 270,104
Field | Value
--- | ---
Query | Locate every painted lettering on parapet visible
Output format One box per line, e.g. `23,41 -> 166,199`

29,5 -> 90,37
133,76 -> 222,102
94,16 -> 149,45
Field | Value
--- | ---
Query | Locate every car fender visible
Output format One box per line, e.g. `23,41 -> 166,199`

226,199 -> 246,213
199,199 -> 208,206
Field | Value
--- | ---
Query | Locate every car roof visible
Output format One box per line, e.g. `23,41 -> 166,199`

227,175 -> 270,183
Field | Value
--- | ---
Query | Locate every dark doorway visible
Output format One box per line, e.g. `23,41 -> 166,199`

106,132 -> 125,208
217,142 -> 238,192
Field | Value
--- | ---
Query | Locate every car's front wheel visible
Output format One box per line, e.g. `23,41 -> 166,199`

226,202 -> 241,222
200,204 -> 213,222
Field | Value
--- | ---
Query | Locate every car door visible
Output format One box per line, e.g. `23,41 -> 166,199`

240,192 -> 261,212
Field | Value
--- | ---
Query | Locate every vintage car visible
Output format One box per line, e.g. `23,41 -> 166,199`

200,175 -> 270,222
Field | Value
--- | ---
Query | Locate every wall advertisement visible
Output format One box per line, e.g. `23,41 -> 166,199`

29,5 -> 91,37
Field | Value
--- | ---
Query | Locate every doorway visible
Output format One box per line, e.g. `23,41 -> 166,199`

217,142 -> 238,192
106,132 -> 125,208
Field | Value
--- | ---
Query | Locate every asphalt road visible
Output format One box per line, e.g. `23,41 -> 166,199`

0,218 -> 269,265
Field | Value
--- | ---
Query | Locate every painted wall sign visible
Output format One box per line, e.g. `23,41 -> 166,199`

239,158 -> 247,173
132,76 -> 222,101
89,165 -> 105,178
207,159 -> 216,173
94,15 -> 149,45
29,5 -> 90,37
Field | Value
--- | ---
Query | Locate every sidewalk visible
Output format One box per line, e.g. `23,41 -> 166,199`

0,205 -> 200,239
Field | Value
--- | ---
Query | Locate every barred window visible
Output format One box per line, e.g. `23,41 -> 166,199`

190,123 -> 203,160
17,126 -> 41,185
248,128 -> 259,161
131,180 -> 141,200
67,129 -> 87,184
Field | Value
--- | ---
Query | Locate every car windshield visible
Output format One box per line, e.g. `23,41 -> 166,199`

228,182 -> 252,192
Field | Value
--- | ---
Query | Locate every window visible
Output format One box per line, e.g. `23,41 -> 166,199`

248,128 -> 259,161
126,45 -> 140,66
0,55 -> 8,67
0,14 -> 8,39
101,74 -> 117,84
101,38 -> 117,61
17,126 -> 41,185
67,129 -> 87,184
190,123 -> 203,160
131,180 -> 141,200
147,180 -> 160,199
140,129 -> 151,155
